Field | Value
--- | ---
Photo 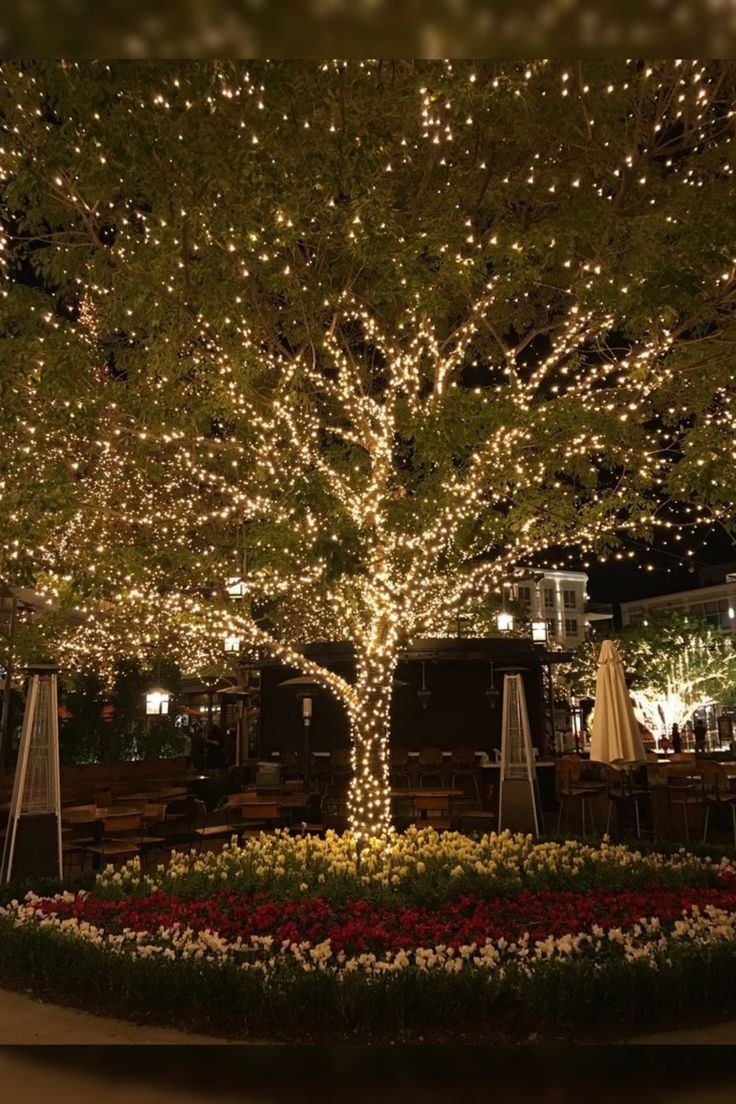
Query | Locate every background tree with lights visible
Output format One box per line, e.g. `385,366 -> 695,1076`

3,61 -> 736,832
567,612 -> 736,738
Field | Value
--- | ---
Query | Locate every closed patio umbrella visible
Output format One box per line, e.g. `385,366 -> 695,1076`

590,640 -> 645,768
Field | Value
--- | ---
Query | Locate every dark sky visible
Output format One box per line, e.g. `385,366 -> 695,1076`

583,526 -> 736,605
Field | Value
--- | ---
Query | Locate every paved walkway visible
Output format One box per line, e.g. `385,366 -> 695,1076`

631,1020 -> 736,1044
0,986 -> 234,1044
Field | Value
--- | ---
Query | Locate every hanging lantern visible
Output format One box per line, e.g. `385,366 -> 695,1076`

496,611 -> 514,633
224,633 -> 242,654
417,662 -> 431,710
226,576 -> 246,599
145,687 -> 171,716
531,619 -> 548,645
485,662 -> 500,708
485,684 -> 500,708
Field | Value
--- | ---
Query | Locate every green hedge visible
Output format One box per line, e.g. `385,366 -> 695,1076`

2,916 -> 736,1042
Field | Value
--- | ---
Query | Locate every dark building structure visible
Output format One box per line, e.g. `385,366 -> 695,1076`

251,637 -> 569,758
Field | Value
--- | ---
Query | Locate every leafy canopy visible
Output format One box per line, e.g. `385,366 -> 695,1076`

2,61 -> 736,677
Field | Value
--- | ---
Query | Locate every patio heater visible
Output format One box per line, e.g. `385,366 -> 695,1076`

277,675 -> 320,793
497,667 -> 543,837
1,664 -> 63,883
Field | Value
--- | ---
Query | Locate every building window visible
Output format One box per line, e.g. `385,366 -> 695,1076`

517,585 -> 532,608
543,587 -> 554,609
563,589 -> 577,610
547,618 -> 557,638
564,618 -> 579,636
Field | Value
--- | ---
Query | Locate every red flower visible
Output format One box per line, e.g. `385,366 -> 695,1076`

32,876 -> 736,955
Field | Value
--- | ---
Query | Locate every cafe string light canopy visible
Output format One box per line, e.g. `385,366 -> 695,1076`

3,61 -> 736,836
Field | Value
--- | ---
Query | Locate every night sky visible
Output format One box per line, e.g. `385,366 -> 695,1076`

584,525 -> 736,605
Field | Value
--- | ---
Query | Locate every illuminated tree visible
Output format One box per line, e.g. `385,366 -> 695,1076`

567,613 -> 736,736
3,61 -> 736,833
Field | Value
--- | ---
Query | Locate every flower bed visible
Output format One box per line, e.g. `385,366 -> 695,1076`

3,830 -> 736,1041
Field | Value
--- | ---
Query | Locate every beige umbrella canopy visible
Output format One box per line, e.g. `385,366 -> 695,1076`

590,639 -> 646,768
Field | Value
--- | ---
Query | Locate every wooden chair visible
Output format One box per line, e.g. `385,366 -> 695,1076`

62,824 -> 96,874
163,795 -> 198,844
238,801 -> 282,837
223,790 -> 261,807
663,765 -> 703,845
191,799 -> 236,850
306,751 -> 331,791
413,794 -> 451,830
417,747 -> 445,787
555,758 -> 605,837
603,766 -> 649,840
390,747 -> 412,787
279,750 -> 303,781
450,747 -> 481,805
86,812 -> 144,867
221,790 -> 262,828
330,748 -> 353,785
459,806 -> 498,833
702,764 -> 736,845
321,785 -> 348,832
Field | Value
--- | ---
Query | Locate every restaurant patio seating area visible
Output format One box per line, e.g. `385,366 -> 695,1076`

11,745 -> 733,886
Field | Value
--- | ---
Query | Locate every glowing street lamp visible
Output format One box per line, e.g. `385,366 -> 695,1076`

496,611 -> 514,633
224,634 -> 242,654
226,576 -> 246,599
145,687 -> 171,716
531,620 -> 548,645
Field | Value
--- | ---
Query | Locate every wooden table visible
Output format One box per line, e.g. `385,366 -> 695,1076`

277,794 -> 310,809
390,788 -> 464,799
121,788 -> 188,802
62,805 -> 141,825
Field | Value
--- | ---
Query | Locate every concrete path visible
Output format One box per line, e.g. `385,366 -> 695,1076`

0,986 -> 235,1044
631,1020 -> 736,1044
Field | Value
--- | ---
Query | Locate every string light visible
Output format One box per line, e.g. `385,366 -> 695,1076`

2,60 -> 736,836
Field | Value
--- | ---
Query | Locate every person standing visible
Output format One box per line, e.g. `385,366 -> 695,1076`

670,723 -> 682,755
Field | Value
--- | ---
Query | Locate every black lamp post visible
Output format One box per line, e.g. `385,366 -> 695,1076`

277,675 -> 320,792
530,619 -> 554,756
200,672 -> 220,768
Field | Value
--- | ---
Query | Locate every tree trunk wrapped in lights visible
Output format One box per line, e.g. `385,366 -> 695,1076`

3,62 -> 736,834
348,634 -> 397,836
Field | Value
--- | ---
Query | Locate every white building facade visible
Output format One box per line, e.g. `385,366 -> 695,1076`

620,573 -> 736,633
511,570 -> 606,649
